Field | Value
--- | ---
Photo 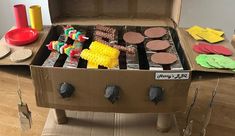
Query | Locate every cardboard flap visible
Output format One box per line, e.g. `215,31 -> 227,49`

177,28 -> 235,74
48,0 -> 182,26
0,27 -> 51,66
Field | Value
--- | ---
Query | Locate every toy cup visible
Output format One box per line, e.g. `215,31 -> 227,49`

14,4 -> 28,28
29,5 -> 43,31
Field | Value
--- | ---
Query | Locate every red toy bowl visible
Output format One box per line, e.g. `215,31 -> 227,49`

5,27 -> 39,46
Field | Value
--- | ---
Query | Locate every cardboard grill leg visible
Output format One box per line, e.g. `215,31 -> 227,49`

157,113 -> 173,132
53,109 -> 68,124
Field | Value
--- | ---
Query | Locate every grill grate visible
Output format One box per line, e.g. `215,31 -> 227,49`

41,25 -> 186,71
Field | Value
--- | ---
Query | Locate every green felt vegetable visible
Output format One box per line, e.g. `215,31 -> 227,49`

195,54 -> 235,70
196,54 -> 214,68
207,57 -> 223,68
211,55 -> 235,69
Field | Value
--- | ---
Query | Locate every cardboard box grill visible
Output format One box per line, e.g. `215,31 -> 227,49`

29,0 -> 188,113
28,0 -> 234,113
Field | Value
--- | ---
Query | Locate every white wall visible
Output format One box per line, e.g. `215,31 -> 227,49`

0,0 -> 51,36
0,0 -> 14,37
180,0 -> 235,40
0,0 -> 235,39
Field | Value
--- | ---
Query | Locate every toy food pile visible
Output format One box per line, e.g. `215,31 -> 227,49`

193,43 -> 233,56
193,42 -> 234,72
46,26 -> 86,58
80,25 -> 121,68
196,54 -> 235,72
94,36 -> 135,54
188,26 -> 235,72
45,25 -> 124,69
46,40 -> 83,58
187,26 -> 224,43
94,25 -> 135,54
64,26 -> 88,42
80,41 -> 120,68
143,27 -> 178,66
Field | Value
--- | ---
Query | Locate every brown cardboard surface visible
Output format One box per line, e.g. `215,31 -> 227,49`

177,28 -> 235,74
42,110 -> 180,136
30,25 -> 192,113
31,66 -> 191,113
0,27 -> 51,66
27,0 -> 233,116
48,0 -> 182,25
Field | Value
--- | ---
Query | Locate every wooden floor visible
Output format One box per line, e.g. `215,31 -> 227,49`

0,66 -> 48,136
42,110 -> 180,136
176,73 -> 235,136
0,66 -> 235,136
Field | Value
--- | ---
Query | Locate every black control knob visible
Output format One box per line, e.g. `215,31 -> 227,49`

104,85 -> 119,104
59,82 -> 75,98
149,86 -> 164,104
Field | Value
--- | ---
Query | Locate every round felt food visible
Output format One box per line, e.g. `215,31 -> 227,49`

0,45 -> 11,59
123,32 -> 145,44
195,54 -> 214,68
199,45 -> 212,54
212,46 -> 233,56
204,45 -> 217,54
224,62 -> 235,69
151,52 -> 177,65
10,49 -> 32,62
146,40 -> 171,51
207,57 -> 223,69
214,56 -> 235,69
144,27 -> 167,38
193,45 -> 207,54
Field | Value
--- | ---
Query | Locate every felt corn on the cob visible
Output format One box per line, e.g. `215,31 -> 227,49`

80,49 -> 118,68
89,41 -> 120,59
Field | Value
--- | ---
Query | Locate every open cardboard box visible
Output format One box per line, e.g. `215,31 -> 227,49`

0,0 -> 234,114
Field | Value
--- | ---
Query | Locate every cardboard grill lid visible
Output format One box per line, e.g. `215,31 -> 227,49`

48,0 -> 182,25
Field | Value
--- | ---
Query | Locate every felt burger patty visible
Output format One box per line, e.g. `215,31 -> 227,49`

151,52 -> 177,65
